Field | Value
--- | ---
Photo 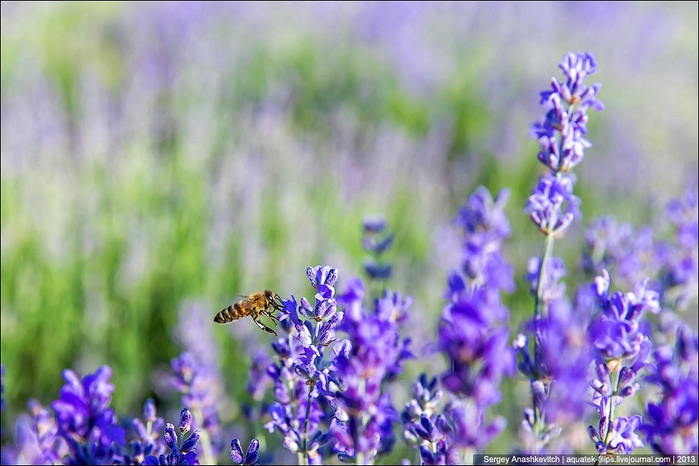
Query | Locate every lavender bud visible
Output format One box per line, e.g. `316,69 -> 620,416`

144,398 -> 157,423
230,438 -> 244,463
164,423 -> 177,450
178,408 -> 192,434
181,430 -> 200,452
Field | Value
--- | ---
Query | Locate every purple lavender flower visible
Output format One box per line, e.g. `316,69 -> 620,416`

642,326 -> 698,454
230,438 -> 261,465
526,173 -> 581,237
170,350 -> 221,464
436,186 -> 514,454
124,398 -> 166,465
402,375 -> 444,443
361,214 -> 394,281
588,270 -> 660,360
515,294 -> 594,430
527,52 -> 602,238
660,188 -> 698,311
449,186 -> 514,295
330,277 -> 413,464
143,408 -> 200,465
532,52 -> 603,173
171,301 -> 226,462
525,256 -> 567,304
1,399 -> 69,465
587,271 -> 661,458
263,266 -> 342,464
582,216 -> 660,291
50,365 -> 126,464
519,52 -> 602,454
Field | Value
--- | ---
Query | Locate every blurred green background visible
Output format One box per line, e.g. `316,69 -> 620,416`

1,1 -> 697,460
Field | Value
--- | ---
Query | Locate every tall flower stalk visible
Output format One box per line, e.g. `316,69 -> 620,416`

331,278 -> 413,465
518,52 -> 603,453
263,266 -> 341,465
586,271 -> 661,461
438,186 -> 516,460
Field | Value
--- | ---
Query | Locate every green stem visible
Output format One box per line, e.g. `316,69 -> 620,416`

192,409 -> 215,466
298,389 -> 313,466
531,231 -> 555,434
595,360 -> 621,465
534,231 -> 556,319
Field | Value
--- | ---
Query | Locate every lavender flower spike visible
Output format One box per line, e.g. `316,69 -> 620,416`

143,409 -> 200,465
50,365 -> 125,464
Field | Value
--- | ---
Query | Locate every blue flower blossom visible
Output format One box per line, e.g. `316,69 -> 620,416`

230,438 -> 261,465
361,215 -> 395,281
586,271 -> 661,458
263,266 -> 342,464
642,325 -> 698,454
1,399 -> 69,465
329,276 -> 413,464
50,365 -> 126,464
122,398 -> 166,465
438,186 -> 514,453
143,408 -> 200,465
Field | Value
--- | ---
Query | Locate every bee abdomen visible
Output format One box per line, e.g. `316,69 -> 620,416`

213,303 -> 243,324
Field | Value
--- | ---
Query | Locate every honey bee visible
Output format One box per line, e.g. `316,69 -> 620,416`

214,290 -> 284,336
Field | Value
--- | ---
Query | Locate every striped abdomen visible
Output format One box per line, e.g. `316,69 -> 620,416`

213,301 -> 251,324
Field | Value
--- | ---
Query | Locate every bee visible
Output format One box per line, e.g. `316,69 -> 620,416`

214,290 -> 284,336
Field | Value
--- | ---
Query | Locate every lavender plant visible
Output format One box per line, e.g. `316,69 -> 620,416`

586,270 -> 661,458
123,398 -> 166,465
516,51 -> 604,453
143,408 -> 201,465
361,215 -> 394,282
439,187 -> 515,456
170,352 -> 220,465
642,325 -> 698,454
263,266 -> 341,465
331,278 -> 413,464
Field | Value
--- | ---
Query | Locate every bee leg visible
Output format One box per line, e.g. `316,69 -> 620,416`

272,295 -> 285,311
265,311 -> 279,325
254,317 -> 278,337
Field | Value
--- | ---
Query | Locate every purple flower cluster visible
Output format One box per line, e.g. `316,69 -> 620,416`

51,365 -> 127,464
398,186 -> 516,464
401,374 -> 459,465
642,325 -> 698,454
586,270 -> 661,457
514,291 -> 594,451
124,398 -> 166,465
516,52 -> 605,454
263,266 -> 342,464
448,186 -> 514,295
582,217 -> 660,292
169,302 -> 227,463
438,187 -> 515,451
361,215 -> 394,281
170,351 -> 220,464
661,189 -> 698,312
144,408 -> 200,465
1,398 -> 69,464
527,52 -> 603,238
331,279 -> 413,464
